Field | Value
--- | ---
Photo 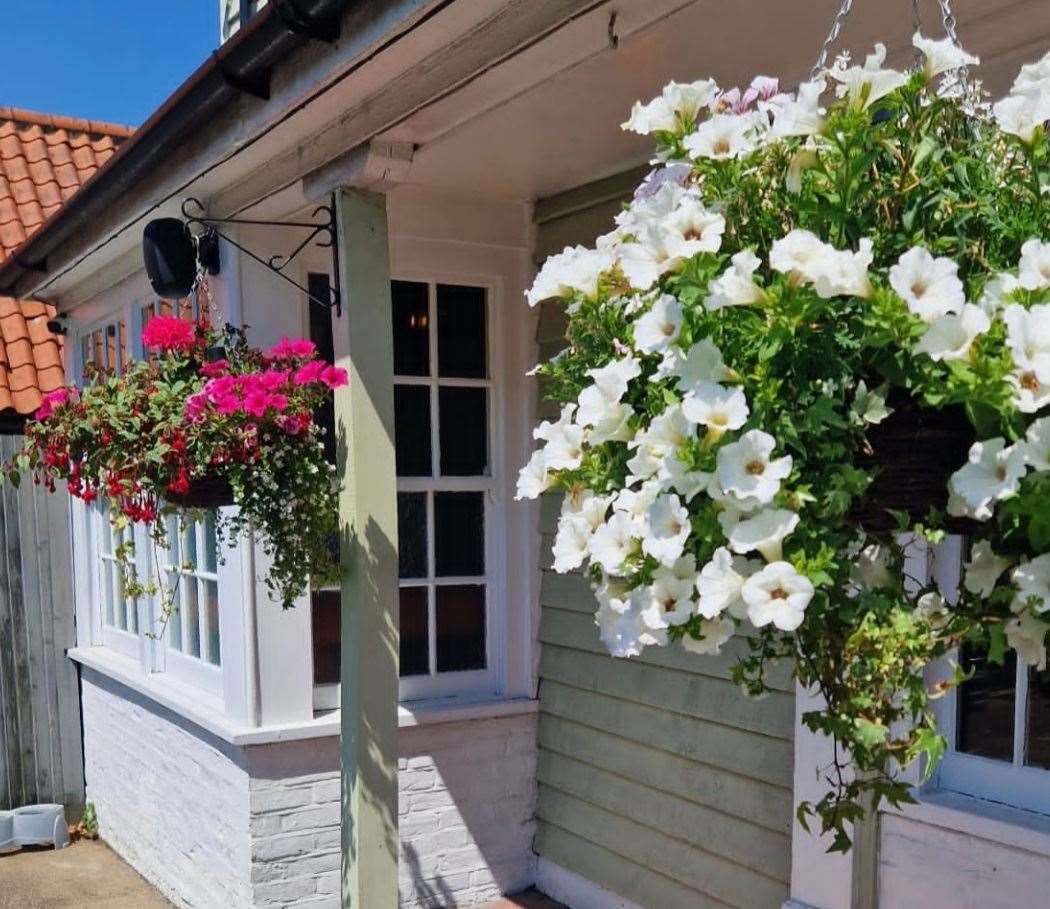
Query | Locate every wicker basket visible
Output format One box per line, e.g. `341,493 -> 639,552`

851,393 -> 976,532
164,476 -> 234,509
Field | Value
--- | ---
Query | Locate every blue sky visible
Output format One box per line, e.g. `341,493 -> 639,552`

1,1 -> 217,127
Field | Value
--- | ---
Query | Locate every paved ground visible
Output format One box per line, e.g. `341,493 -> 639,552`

482,891 -> 567,909
0,840 -> 171,909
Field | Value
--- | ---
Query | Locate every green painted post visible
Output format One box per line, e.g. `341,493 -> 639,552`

333,186 -> 399,909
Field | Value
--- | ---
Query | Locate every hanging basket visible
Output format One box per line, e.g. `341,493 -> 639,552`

164,475 -> 235,509
851,392 -> 976,533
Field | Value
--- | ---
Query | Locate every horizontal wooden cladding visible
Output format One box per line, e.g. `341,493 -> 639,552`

537,744 -> 791,881
537,787 -> 788,908
538,709 -> 791,834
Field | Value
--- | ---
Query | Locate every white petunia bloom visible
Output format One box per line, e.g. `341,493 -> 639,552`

696,546 -> 761,619
852,542 -> 893,590
913,304 -> 990,362
716,429 -> 792,506
684,112 -> 764,160
741,561 -> 814,631
1025,417 -> 1050,471
640,573 -> 697,630
912,32 -> 979,80
612,480 -> 662,531
1004,304 -> 1050,381
811,238 -> 874,299
681,617 -> 735,655
1011,554 -> 1050,614
769,229 -> 833,284
663,337 -> 735,389
1008,367 -> 1050,413
994,89 -> 1050,144
707,473 -> 765,515
1013,49 -> 1050,94
552,516 -> 592,573
622,79 -> 719,135
663,79 -> 721,123
617,225 -> 686,290
719,507 -> 800,562
642,494 -> 692,566
534,403 -> 576,442
769,78 -> 826,139
562,488 -> 610,531
664,197 -> 726,258
914,591 -> 951,630
516,448 -> 553,500
589,511 -> 641,574
963,540 -> 1011,597
622,95 -> 676,136
828,43 -> 908,110
681,381 -> 749,435
527,245 -> 615,306
705,250 -> 765,310
626,407 -> 693,484
577,357 -> 641,429
889,246 -> 965,322
1018,238 -> 1050,292
948,438 -> 1028,521
595,585 -> 664,658
1006,612 -> 1050,670
633,294 -> 684,354
978,273 -> 1021,316
785,148 -> 818,194
663,456 -> 712,502
543,421 -> 586,471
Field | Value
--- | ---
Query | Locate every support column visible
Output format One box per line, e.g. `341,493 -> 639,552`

334,186 -> 399,909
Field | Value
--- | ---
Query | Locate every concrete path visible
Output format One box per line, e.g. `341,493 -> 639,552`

481,891 -> 567,909
0,840 -> 171,908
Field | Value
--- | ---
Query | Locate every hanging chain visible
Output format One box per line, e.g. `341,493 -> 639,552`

936,0 -> 962,47
911,0 -> 924,65
811,0 -> 856,79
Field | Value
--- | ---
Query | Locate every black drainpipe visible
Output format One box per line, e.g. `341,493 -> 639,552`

0,0 -> 356,300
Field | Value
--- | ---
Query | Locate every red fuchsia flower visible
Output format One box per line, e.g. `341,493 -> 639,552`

35,387 -> 75,420
277,412 -> 312,436
266,337 -> 316,361
293,360 -> 326,385
200,359 -> 228,378
167,467 -> 190,496
321,366 -> 349,389
142,316 -> 197,353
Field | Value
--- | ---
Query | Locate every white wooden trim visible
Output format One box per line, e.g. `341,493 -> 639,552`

535,856 -> 645,909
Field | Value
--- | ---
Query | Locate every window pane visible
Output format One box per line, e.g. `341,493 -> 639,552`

308,272 -> 337,464
438,387 -> 487,476
392,280 -> 430,376
311,589 -> 341,685
434,492 -> 484,577
1027,667 -> 1050,768
397,493 -> 428,579
436,585 -> 486,672
957,645 -> 1016,762
204,513 -> 218,573
394,386 -> 432,477
437,284 -> 486,379
400,587 -> 429,677
204,580 -> 221,666
184,578 -> 201,658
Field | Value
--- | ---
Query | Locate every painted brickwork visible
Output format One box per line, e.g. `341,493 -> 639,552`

81,671 -> 538,908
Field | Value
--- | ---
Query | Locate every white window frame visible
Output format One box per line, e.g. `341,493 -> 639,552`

927,536 -> 1050,816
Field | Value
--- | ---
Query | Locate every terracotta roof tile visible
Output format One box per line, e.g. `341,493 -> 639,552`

0,107 -> 132,417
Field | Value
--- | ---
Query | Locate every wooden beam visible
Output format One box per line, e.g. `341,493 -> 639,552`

334,187 -> 399,908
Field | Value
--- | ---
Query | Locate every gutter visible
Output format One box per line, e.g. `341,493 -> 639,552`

0,0 -> 357,300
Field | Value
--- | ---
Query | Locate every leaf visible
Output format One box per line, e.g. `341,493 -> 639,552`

851,380 -> 891,425
987,623 -> 1007,665
854,717 -> 889,748
914,726 -> 947,783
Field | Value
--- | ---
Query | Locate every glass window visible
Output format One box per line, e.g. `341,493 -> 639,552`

160,514 -> 222,667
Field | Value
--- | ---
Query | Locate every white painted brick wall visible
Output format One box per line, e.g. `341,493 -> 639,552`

82,672 -> 537,909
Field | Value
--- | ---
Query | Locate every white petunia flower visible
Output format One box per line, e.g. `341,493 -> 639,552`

596,587 -> 664,658
663,79 -> 721,123
913,304 -> 990,361
1004,304 -> 1050,381
914,591 -> 951,630
705,250 -> 764,310
769,78 -> 826,139
663,456 -> 712,502
577,357 -> 641,428
640,573 -> 697,630
1025,417 -> 1050,471
622,79 -> 719,135
1008,367 -> 1050,413
716,429 -> 792,506
543,421 -> 586,471
664,197 -> 726,258
889,246 -> 965,322
811,238 -> 874,299
785,148 -> 818,194
516,449 -> 553,500
741,561 -> 814,631
562,488 -> 610,531
994,89 -> 1050,144
552,516 -> 592,573
617,225 -> 685,290
527,245 -> 615,306
681,617 -> 735,655
681,382 -> 749,435
719,507 -> 800,562
696,546 -> 761,619
684,112 -> 764,160
534,403 -> 576,442
978,272 -> 1021,316
912,32 -> 979,80
612,480 -> 662,530
852,542 -> 893,590
1006,612 -> 1049,670
828,42 -> 907,110
626,407 -> 693,484
769,229 -> 832,284
1013,50 -> 1050,94
642,494 -> 692,566
948,438 -> 1028,521
622,95 -> 676,136
633,294 -> 683,354
707,474 -> 765,515
589,511 -> 640,574
664,338 -> 735,389
1018,238 -> 1050,292
1011,553 -> 1050,614
963,540 -> 1011,597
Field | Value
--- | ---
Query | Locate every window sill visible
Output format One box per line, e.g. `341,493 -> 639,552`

887,788 -> 1050,858
397,695 -> 538,728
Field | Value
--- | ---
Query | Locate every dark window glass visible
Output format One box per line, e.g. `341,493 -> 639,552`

436,584 -> 486,672
437,284 -> 486,379
438,387 -> 487,476
392,280 -> 430,376
1027,667 -> 1050,768
394,386 -> 432,476
307,272 -> 337,464
400,587 -> 429,677
434,492 -> 484,577
397,493 -> 428,579
958,645 -> 1016,762
311,590 -> 340,685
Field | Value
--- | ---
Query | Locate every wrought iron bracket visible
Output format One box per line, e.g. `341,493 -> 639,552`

181,197 -> 341,315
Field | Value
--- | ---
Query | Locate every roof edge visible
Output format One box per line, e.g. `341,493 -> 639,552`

0,106 -> 135,138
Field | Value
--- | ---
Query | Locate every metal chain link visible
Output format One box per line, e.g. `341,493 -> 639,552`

811,0 -> 856,79
911,0 -> 924,66
936,0 -> 962,47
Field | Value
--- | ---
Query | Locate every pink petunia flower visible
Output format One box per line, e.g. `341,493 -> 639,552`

266,337 -> 316,361
321,366 -> 349,389
293,360 -> 326,385
35,387 -> 74,421
142,316 -> 197,353
200,359 -> 228,378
